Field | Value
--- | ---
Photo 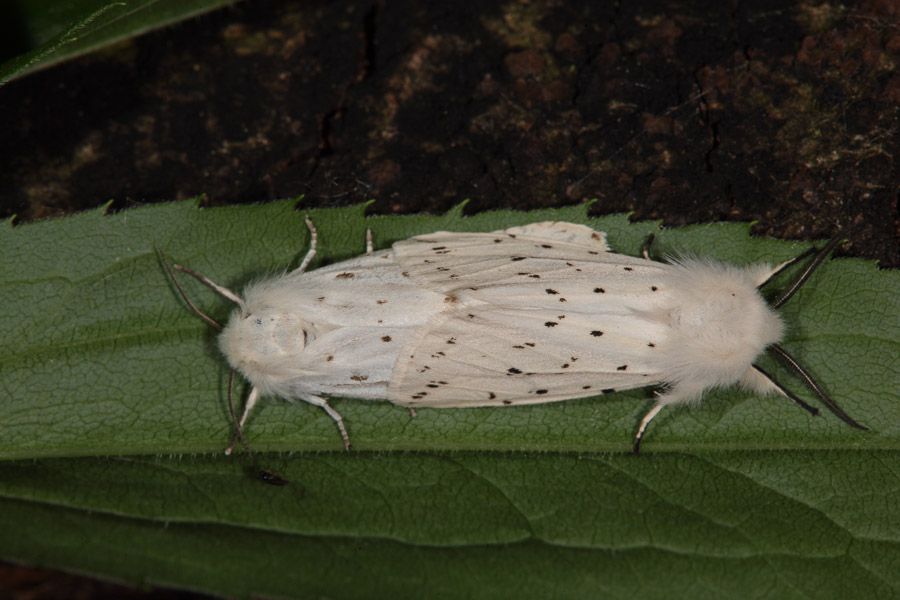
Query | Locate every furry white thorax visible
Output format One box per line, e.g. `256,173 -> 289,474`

641,258 -> 784,407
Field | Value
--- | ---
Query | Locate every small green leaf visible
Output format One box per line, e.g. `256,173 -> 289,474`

0,0 -> 238,84
1,200 -> 898,598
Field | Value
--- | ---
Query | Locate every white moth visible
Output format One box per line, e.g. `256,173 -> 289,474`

164,219 -> 865,454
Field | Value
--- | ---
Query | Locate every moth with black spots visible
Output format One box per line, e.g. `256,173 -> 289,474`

164,220 -> 866,454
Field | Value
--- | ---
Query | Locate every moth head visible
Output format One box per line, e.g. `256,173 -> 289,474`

218,279 -> 317,395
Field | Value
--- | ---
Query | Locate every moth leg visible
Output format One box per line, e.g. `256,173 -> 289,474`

225,386 -> 261,455
408,407 -> 418,418
641,234 -> 656,260
366,228 -> 373,254
238,386 -> 261,428
633,387 -> 695,455
301,393 -> 352,450
633,401 -> 665,455
295,217 -> 318,274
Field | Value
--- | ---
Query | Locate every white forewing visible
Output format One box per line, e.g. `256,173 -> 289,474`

391,221 -> 619,292
220,251 -> 449,399
252,252 -> 446,328
390,304 -> 668,407
388,222 -> 679,406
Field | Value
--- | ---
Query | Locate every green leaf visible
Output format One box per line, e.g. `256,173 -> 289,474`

0,0 -> 238,84
1,200 -> 898,598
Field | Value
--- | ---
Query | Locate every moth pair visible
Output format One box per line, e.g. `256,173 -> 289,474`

163,219 -> 865,454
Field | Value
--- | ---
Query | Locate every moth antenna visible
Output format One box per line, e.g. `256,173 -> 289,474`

172,263 -> 245,308
770,237 -> 843,308
751,364 -> 819,416
224,370 -> 254,456
768,344 -> 868,430
158,250 -> 224,330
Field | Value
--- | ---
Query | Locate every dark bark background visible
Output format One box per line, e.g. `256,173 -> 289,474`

1,0 -> 899,597
2,0 -> 899,267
